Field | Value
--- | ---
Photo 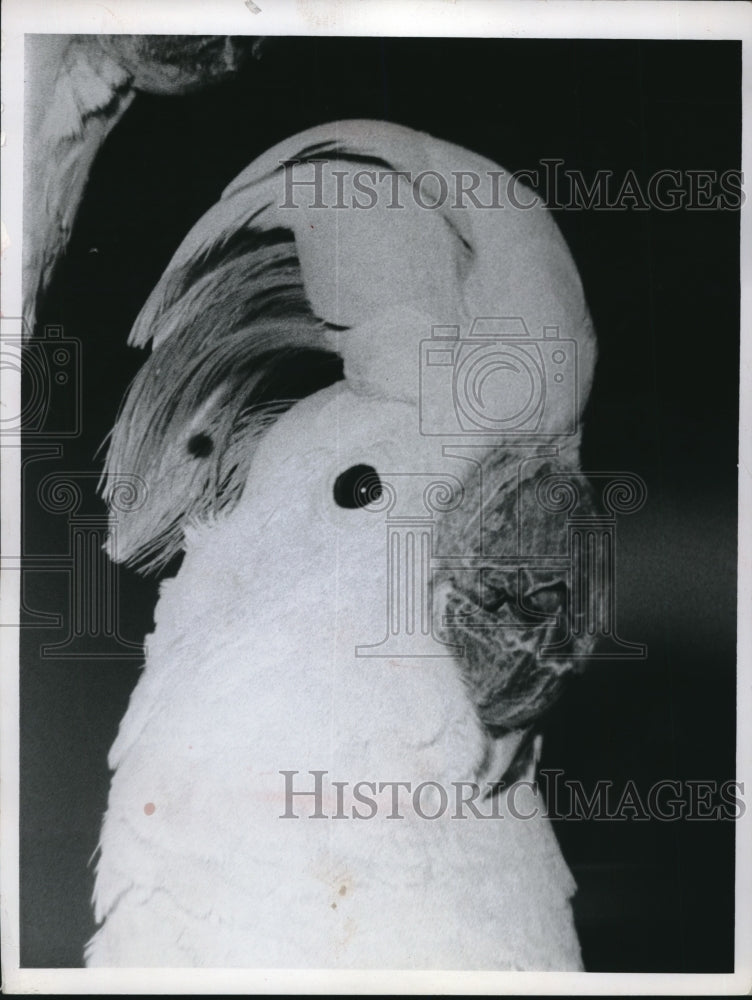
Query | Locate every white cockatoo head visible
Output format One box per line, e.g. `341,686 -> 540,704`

103,118 -> 598,769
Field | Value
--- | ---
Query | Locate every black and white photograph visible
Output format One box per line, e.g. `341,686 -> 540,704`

1,0 -> 750,993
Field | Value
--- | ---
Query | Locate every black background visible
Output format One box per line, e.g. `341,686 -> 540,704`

21,37 -> 740,971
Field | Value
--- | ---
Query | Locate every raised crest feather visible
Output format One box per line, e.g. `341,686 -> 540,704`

102,227 -> 343,572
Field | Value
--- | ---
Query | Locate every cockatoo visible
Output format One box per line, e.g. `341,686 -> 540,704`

86,120 -> 598,969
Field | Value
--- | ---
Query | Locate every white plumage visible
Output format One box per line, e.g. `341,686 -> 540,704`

23,35 -> 251,333
87,121 -> 597,968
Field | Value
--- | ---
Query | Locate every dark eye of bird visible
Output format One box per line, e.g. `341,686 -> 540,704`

186,432 -> 214,458
333,464 -> 382,509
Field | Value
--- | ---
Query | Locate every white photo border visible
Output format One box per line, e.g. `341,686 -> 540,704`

1,1 -> 750,993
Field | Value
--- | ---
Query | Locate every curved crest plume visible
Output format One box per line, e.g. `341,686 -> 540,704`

102,227 -> 341,572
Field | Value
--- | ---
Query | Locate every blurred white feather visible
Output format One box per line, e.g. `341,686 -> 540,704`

23,34 -> 253,333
